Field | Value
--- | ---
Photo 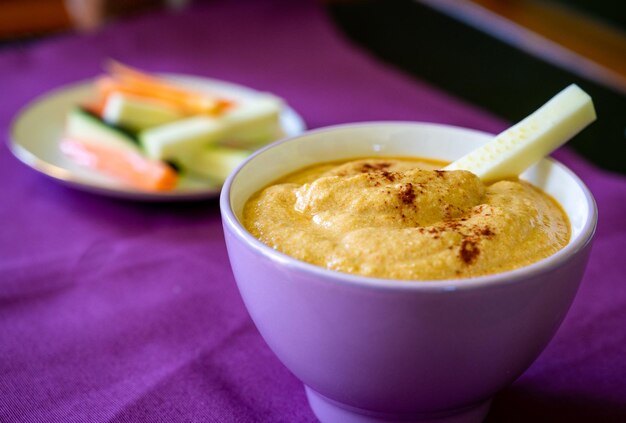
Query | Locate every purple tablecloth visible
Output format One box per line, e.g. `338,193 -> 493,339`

1,1 -> 625,421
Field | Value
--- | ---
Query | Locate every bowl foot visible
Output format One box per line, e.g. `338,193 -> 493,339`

305,386 -> 491,423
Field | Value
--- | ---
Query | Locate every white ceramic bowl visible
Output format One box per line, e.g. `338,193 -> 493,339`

220,122 -> 597,423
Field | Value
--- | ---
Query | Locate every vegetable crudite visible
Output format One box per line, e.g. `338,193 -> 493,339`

61,61 -> 286,192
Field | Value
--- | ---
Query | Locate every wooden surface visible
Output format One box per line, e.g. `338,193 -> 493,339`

0,0 -> 71,38
420,0 -> 626,94
0,0 -> 164,38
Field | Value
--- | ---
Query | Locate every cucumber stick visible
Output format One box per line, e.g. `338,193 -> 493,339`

138,95 -> 283,160
176,147 -> 250,182
139,116 -> 226,160
219,95 -> 283,146
444,84 -> 596,182
102,92 -> 183,131
66,108 -> 139,155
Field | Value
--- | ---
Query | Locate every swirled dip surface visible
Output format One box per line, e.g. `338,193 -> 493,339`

243,158 -> 570,280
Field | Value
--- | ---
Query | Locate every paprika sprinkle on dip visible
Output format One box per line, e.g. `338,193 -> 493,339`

243,158 -> 570,280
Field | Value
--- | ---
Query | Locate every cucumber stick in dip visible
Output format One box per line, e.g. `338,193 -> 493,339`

445,84 -> 595,182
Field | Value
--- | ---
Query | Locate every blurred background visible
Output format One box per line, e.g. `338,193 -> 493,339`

2,0 -> 625,174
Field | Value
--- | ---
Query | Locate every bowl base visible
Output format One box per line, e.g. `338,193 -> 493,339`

305,386 -> 491,423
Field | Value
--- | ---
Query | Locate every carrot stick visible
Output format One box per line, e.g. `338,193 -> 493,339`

61,138 -> 178,191
105,61 -> 233,114
93,76 -> 185,114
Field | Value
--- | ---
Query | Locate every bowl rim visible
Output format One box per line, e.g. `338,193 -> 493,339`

220,121 -> 598,293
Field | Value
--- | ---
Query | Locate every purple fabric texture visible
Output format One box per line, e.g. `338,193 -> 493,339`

0,1 -> 624,421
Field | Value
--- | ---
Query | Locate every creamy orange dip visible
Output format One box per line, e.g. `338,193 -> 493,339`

243,158 -> 570,280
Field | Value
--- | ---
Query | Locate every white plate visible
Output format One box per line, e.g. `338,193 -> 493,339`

8,74 -> 306,201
